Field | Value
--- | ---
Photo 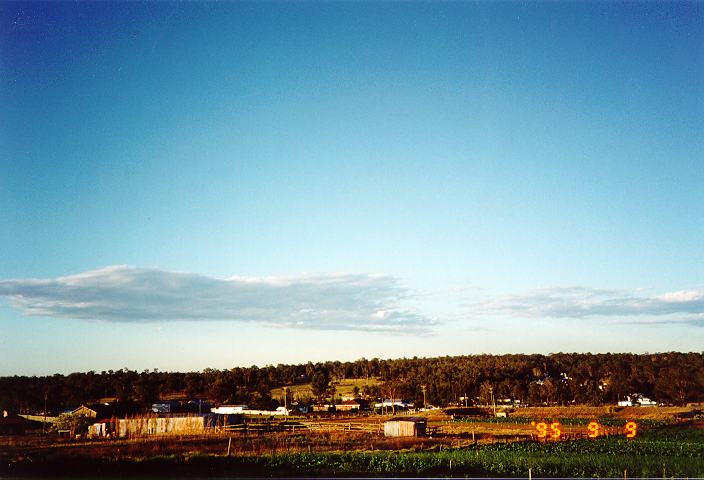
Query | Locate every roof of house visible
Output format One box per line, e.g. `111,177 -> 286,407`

0,414 -> 42,429
385,416 -> 426,423
71,405 -> 99,414
0,415 -> 32,426
70,402 -> 139,418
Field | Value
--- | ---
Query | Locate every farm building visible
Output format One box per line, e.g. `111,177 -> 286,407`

336,399 -> 369,411
69,402 -> 139,419
335,400 -> 362,411
292,402 -> 311,414
70,405 -> 101,418
88,419 -> 114,437
211,405 -> 290,416
117,414 -> 218,438
375,399 -> 413,409
312,404 -> 334,412
383,417 -> 427,437
185,399 -> 211,413
618,394 -> 658,407
0,414 -> 38,435
211,405 -> 249,414
151,401 -> 181,413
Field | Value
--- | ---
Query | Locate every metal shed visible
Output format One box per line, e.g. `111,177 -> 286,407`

383,416 -> 427,437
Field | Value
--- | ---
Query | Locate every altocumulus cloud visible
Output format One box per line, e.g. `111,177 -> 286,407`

0,266 -> 436,334
466,286 -> 704,325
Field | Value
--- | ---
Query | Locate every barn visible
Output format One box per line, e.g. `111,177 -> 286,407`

383,417 -> 427,437
117,414 -> 218,438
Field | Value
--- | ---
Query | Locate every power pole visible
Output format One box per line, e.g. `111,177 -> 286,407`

490,387 -> 496,416
421,385 -> 427,410
43,391 -> 47,435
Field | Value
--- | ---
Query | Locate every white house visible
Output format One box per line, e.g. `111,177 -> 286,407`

618,394 -> 657,407
374,399 -> 413,409
211,405 -> 290,416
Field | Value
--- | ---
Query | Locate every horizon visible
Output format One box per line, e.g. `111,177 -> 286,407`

1,1 -> 703,376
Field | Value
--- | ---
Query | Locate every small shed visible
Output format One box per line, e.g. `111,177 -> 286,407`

384,416 -> 427,437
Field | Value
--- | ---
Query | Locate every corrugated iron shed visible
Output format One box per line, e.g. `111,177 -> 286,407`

383,416 -> 427,437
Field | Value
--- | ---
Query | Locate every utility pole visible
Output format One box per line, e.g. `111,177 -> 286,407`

421,385 -> 427,410
283,387 -> 289,410
490,386 -> 496,416
43,391 -> 47,435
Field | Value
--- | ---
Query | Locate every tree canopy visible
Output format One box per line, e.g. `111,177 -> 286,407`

1,352 -> 702,414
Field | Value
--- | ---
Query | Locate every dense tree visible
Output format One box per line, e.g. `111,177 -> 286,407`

311,370 -> 331,400
1,353 -> 702,414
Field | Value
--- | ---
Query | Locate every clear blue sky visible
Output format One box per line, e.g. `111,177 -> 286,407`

1,1 -> 702,375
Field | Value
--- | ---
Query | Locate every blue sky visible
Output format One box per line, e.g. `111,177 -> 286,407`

1,1 -> 702,375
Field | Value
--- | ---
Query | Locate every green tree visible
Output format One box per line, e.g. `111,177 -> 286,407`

311,370 -> 330,400
53,413 -> 93,436
478,381 -> 495,406
134,371 -> 160,407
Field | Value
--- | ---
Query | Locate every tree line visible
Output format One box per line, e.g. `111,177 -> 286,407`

1,352 -> 702,414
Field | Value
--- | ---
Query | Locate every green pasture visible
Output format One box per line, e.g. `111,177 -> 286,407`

270,377 -> 380,401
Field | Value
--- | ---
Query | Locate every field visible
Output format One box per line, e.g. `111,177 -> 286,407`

2,406 -> 702,477
270,377 -> 381,401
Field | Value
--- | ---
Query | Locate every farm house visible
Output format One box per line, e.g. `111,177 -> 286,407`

211,405 -> 290,416
335,400 -> 363,412
383,417 -> 427,437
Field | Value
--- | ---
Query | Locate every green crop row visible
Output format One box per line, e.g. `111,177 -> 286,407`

204,436 -> 704,477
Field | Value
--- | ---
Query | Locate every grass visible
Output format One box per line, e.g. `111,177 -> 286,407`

232,432 -> 704,477
6,427 -> 704,477
114,435 -> 703,478
270,377 -> 381,402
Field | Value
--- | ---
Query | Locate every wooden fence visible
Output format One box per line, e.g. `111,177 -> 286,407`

217,420 -> 384,435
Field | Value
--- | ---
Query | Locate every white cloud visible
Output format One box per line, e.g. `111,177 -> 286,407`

465,286 -> 704,324
0,266 -> 436,334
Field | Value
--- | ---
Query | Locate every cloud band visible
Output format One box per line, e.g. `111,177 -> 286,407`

0,266 -> 434,334
466,286 -> 704,323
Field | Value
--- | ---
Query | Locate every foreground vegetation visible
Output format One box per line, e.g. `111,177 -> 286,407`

242,436 -> 704,478
6,440 -> 703,477
4,424 -> 703,477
